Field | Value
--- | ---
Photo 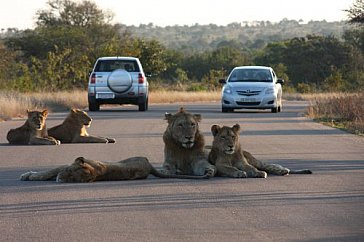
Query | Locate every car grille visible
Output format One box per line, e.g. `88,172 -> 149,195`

236,101 -> 261,105
236,90 -> 261,96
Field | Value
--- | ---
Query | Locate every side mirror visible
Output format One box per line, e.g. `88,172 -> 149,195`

219,79 -> 226,84
277,79 -> 285,85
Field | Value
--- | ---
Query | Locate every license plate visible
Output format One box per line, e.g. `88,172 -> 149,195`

96,93 -> 115,99
240,98 -> 256,102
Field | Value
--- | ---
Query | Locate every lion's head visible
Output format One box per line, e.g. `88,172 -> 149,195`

27,109 -> 48,130
164,107 -> 203,149
211,124 -> 241,155
56,157 -> 105,183
69,109 -> 92,126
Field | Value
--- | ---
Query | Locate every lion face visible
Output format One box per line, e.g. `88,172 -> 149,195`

27,110 -> 48,130
165,108 -> 202,149
211,124 -> 240,155
71,109 -> 92,126
56,157 -> 104,183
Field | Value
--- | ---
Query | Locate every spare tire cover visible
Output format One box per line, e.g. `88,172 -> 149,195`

107,69 -> 132,93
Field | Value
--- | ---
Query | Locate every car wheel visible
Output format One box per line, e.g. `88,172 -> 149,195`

278,105 -> 282,112
89,102 -> 100,111
138,98 -> 148,111
271,107 -> 278,113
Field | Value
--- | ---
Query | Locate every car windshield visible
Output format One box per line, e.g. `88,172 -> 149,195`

95,60 -> 140,72
228,69 -> 273,82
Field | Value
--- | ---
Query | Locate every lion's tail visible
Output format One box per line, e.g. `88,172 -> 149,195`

288,169 -> 312,174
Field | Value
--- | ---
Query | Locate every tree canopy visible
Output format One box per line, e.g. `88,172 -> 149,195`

0,0 -> 363,93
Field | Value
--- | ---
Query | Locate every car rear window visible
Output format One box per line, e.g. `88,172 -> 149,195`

95,60 -> 140,72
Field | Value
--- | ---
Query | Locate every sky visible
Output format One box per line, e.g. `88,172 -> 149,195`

0,0 -> 355,30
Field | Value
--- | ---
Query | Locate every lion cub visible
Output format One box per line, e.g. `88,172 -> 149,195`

7,110 -> 60,145
48,109 -> 116,143
208,124 -> 312,178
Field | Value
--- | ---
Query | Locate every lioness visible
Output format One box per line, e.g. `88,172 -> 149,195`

48,109 -> 116,143
208,124 -> 312,178
7,110 -> 60,145
20,156 -> 209,182
162,108 -> 216,177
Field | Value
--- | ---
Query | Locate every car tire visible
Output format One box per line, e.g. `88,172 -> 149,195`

138,98 -> 148,111
271,107 -> 278,113
89,102 -> 100,111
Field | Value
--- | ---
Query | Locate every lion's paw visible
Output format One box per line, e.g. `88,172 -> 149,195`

20,171 -> 36,181
205,168 -> 216,178
255,171 -> 267,178
233,170 -> 247,178
55,140 -> 61,145
277,168 -> 290,176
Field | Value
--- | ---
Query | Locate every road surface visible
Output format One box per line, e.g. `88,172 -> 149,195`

0,101 -> 363,241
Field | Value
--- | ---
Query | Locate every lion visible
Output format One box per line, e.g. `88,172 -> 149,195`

162,107 -> 216,178
20,156 -> 210,182
48,109 -> 116,143
208,124 -> 312,178
7,110 -> 60,145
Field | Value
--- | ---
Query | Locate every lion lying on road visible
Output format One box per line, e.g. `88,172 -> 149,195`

20,156 -> 210,183
208,124 -> 312,178
7,110 -> 60,145
162,108 -> 216,177
48,109 -> 116,143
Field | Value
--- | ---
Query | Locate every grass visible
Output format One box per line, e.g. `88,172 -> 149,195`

0,90 -> 87,120
0,90 -> 220,120
306,92 -> 364,135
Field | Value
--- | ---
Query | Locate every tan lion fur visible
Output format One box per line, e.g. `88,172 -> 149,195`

208,124 -> 312,178
20,156 -> 210,183
7,110 -> 60,145
162,107 -> 216,177
48,109 -> 116,143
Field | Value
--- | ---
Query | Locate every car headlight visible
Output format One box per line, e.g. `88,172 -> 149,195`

223,87 -> 232,94
265,87 -> 274,94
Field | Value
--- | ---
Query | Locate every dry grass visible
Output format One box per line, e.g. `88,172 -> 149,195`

150,90 -> 220,103
0,90 -> 87,120
307,92 -> 364,135
0,90 -> 220,121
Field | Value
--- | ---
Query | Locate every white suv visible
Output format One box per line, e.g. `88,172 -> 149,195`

220,66 -> 284,113
88,57 -> 149,111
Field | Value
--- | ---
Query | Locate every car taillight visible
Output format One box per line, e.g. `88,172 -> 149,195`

138,73 -> 144,84
90,73 -> 96,84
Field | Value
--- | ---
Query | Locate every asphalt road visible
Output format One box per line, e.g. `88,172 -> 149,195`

0,101 -> 363,242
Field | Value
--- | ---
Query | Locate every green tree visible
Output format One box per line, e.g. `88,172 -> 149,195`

345,0 -> 364,25
36,0 -> 113,27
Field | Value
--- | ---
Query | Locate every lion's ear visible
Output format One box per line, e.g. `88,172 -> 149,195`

178,107 -> 185,113
42,110 -> 49,117
74,157 -> 85,165
193,114 -> 202,122
164,112 -> 173,122
211,125 -> 221,136
232,124 -> 241,133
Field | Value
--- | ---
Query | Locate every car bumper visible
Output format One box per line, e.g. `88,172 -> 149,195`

88,86 -> 147,105
222,93 -> 278,109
